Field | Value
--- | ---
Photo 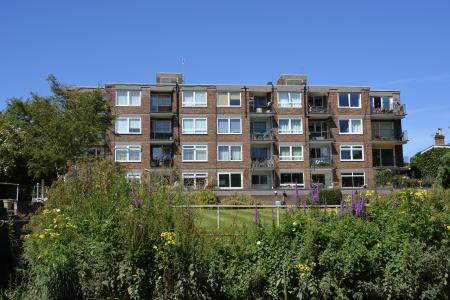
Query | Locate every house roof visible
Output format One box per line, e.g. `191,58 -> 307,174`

420,144 -> 450,154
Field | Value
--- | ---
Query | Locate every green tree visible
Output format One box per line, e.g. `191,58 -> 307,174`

410,148 -> 450,179
0,75 -> 112,184
437,152 -> 450,188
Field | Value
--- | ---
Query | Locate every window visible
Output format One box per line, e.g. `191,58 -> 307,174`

338,92 -> 361,108
309,96 -> 324,107
373,148 -> 395,167
218,145 -> 242,161
217,118 -> 242,134
182,145 -> 207,162
126,171 -> 141,182
279,118 -> 302,134
339,119 -> 363,134
182,91 -> 207,107
372,122 -> 394,139
278,92 -> 301,108
116,117 -> 141,134
218,172 -> 243,189
280,173 -> 304,187
279,146 -> 303,161
341,172 -> 365,188
340,145 -> 364,161
115,145 -> 141,162
286,79 -> 303,85
251,147 -> 269,160
183,173 -> 208,189
252,174 -> 269,185
151,94 -> 172,112
217,92 -> 241,107
371,96 -> 393,110
159,77 -> 177,84
116,90 -> 141,106
182,118 -> 207,134
309,121 -> 328,138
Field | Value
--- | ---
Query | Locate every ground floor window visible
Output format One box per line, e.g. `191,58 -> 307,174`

311,174 -> 325,186
218,172 -> 242,189
183,173 -> 208,189
341,172 -> 365,188
126,171 -> 141,182
252,174 -> 269,185
280,172 -> 304,187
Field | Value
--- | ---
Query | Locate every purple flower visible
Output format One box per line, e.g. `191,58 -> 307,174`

294,181 -> 300,200
254,206 -> 260,225
340,196 -> 346,217
147,184 -> 153,195
133,198 -> 142,208
311,183 -> 321,203
351,192 -> 355,211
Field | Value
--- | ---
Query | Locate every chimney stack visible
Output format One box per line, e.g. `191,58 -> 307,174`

434,128 -> 445,145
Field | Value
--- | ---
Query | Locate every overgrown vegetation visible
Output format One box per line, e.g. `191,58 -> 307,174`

411,147 -> 450,180
5,160 -> 450,299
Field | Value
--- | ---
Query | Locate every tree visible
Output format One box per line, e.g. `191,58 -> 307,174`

0,75 -> 112,184
437,152 -> 450,189
410,148 -> 450,179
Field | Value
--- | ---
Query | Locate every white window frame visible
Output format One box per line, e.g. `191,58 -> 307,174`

126,171 -> 141,182
217,172 -> 243,189
278,118 -> 303,134
341,172 -> 365,188
371,96 -> 393,110
182,91 -> 207,107
280,172 -> 305,188
182,118 -> 208,134
217,91 -> 241,107
115,90 -> 141,107
115,145 -> 141,162
338,92 -> 362,108
277,92 -> 302,108
340,145 -> 364,161
182,145 -> 208,162
182,173 -> 208,189
217,118 -> 242,134
279,145 -> 304,161
217,145 -> 243,161
115,117 -> 141,134
339,119 -> 363,134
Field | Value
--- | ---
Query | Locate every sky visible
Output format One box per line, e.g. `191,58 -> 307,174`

1,0 -> 450,159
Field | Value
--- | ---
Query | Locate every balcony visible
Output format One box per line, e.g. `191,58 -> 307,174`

150,158 -> 173,168
251,158 -> 275,169
309,131 -> 331,141
249,104 -> 274,115
307,103 -> 331,118
371,103 -> 406,119
372,130 -> 408,144
150,132 -> 174,144
251,131 -> 275,143
310,156 -> 332,167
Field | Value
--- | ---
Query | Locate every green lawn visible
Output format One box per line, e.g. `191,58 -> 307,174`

194,208 -> 288,231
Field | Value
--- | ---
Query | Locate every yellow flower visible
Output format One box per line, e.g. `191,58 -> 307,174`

446,225 -> 450,231
376,242 -> 382,248
38,234 -> 45,239
160,231 -> 176,245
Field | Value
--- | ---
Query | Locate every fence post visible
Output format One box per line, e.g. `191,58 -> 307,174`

217,205 -> 220,229
276,206 -> 280,227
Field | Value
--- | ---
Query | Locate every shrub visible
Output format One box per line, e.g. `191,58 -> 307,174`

220,193 -> 260,205
375,169 -> 393,187
437,152 -> 450,189
187,189 -> 217,204
318,189 -> 342,205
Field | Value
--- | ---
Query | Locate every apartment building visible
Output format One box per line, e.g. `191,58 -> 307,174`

102,72 -> 407,197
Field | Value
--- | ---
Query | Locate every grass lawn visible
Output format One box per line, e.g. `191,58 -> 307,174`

194,208 -> 289,231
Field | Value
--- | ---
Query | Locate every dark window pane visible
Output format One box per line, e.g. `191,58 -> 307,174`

339,120 -> 349,133
373,149 -> 381,167
197,178 -> 206,188
312,174 -> 325,184
280,173 -> 291,184
381,149 -> 394,166
230,174 -> 241,187
260,175 -> 268,185
373,97 -> 381,108
339,93 -> 349,107
184,178 -> 194,187
292,173 -> 303,184
219,174 -> 229,187
353,175 -> 365,187
353,148 -> 363,160
341,149 -> 351,160
350,93 -> 360,107
252,175 -> 259,185
342,176 -> 354,187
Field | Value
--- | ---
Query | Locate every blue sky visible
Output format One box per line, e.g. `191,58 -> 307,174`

1,0 -> 449,159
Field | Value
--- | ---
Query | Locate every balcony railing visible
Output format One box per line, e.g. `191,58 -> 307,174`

307,103 -> 330,115
309,131 -> 331,140
151,105 -> 173,113
250,104 -> 274,113
151,158 -> 173,168
310,156 -> 332,167
251,158 -> 274,169
251,131 -> 274,141
372,130 -> 408,142
371,103 -> 406,116
150,132 -> 173,140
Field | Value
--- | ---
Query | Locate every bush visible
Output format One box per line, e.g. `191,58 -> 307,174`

437,152 -> 450,189
187,189 -> 217,204
375,169 -> 393,187
8,160 -> 450,299
220,193 -> 260,205
318,189 -> 342,205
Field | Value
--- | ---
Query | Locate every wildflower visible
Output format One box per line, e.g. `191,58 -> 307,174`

292,221 -> 297,226
296,263 -> 311,278
376,242 -> 382,248
323,200 -> 328,211
39,234 -> 45,239
160,231 -> 176,245
311,183 -> 320,203
152,245 -> 158,250
147,184 -> 153,195
340,196 -> 346,217
256,241 -> 261,246
55,208 -> 61,213
294,181 -> 300,200
446,225 -> 450,231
